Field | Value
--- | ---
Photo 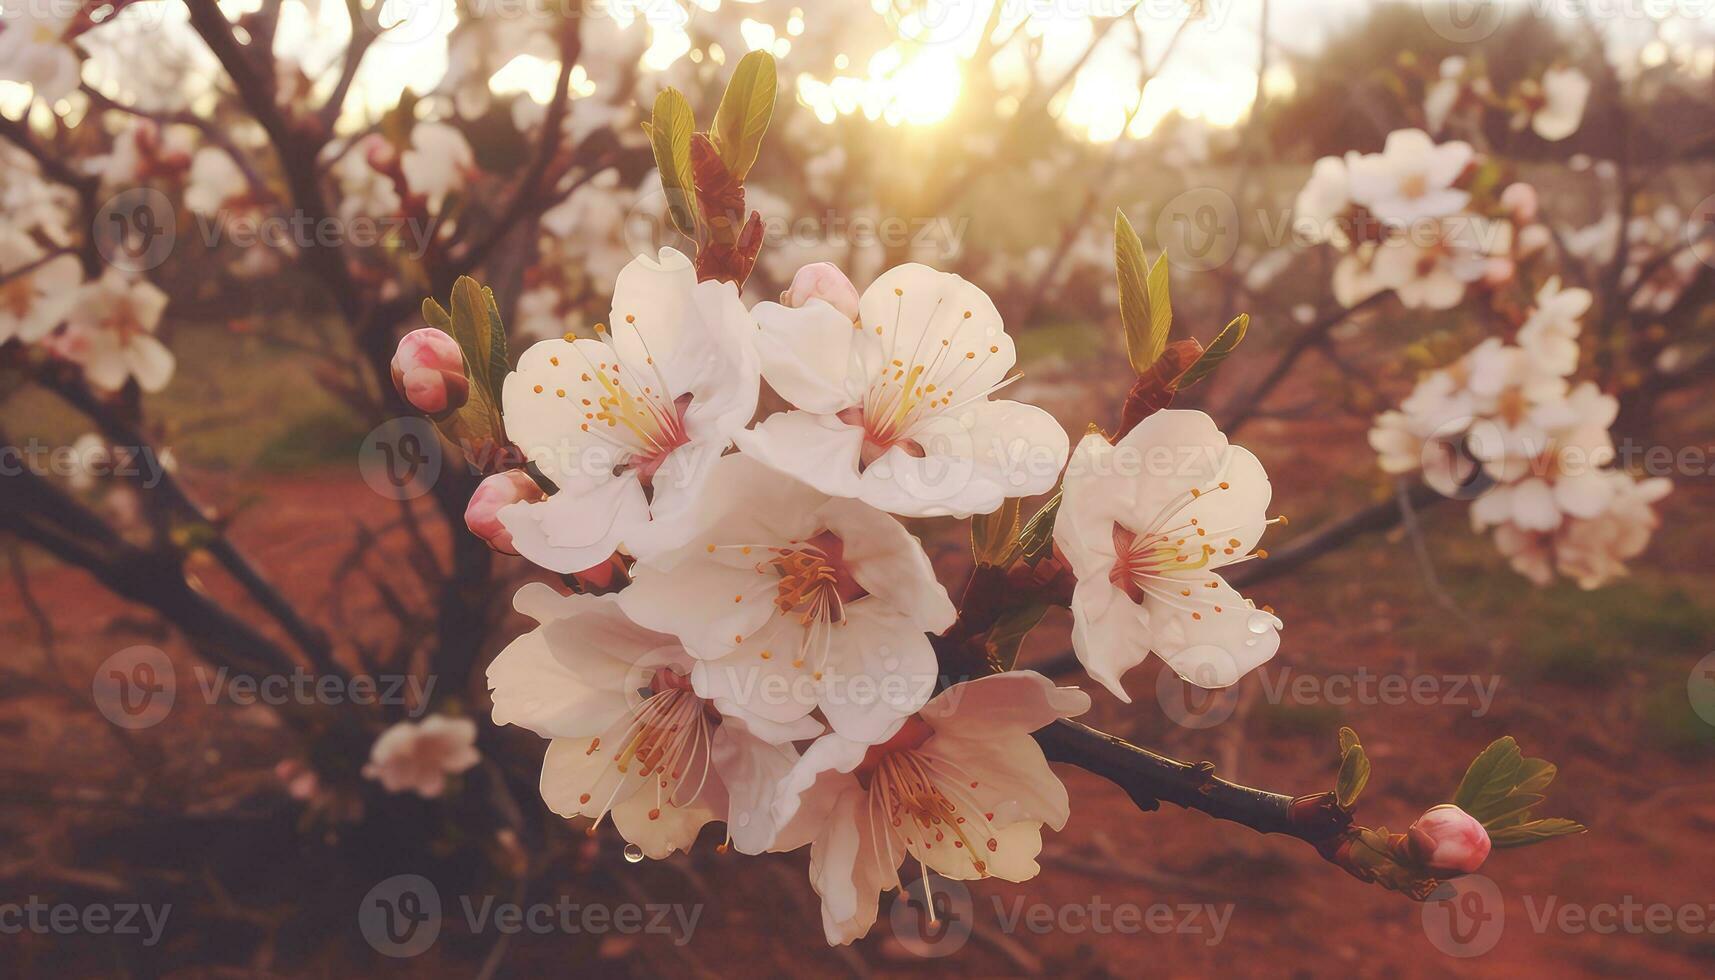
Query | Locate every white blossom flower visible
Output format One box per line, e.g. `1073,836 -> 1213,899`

0,5 -> 82,105
85,119 -> 195,190
0,229 -> 80,344
1054,410 -> 1283,701
362,714 -> 481,798
1470,382 -> 1618,532
1552,472 -> 1670,589
769,671 -> 1090,945
736,263 -> 1069,518
1345,129 -> 1472,226
1369,215 -> 1510,311
498,247 -> 759,573
539,168 -> 638,287
1516,277 -> 1590,377
488,582 -> 814,858
400,121 -> 476,211
1292,154 -> 1354,245
328,134 -> 402,223
51,270 -> 174,392
1531,67 -> 1590,142
183,147 -> 251,216
615,452 -> 956,744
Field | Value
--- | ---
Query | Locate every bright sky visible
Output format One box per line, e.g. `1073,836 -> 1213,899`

6,0 -> 1711,139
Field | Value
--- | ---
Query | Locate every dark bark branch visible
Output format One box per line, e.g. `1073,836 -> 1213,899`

1217,292 -> 1390,436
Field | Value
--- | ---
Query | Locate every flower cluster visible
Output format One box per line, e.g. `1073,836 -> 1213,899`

453,251 -> 1285,944
1369,280 -> 1670,589
1293,129 -> 1551,311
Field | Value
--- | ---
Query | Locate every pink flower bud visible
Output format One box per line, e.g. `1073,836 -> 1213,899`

1407,804 -> 1491,875
392,328 -> 467,414
465,470 -> 545,555
1500,183 -> 1539,224
781,262 -> 861,320
393,326 -> 463,376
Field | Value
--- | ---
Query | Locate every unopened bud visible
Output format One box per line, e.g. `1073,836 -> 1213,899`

392,327 -> 467,415
465,470 -> 545,555
781,262 -> 861,320
1407,803 -> 1491,876
1500,183 -> 1539,224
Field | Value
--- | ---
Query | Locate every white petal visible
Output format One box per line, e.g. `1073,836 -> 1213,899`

816,496 -> 955,632
710,721 -> 802,854
816,604 -> 938,744
753,299 -> 861,414
733,410 -> 868,501
497,476 -> 648,574
920,670 -> 1090,737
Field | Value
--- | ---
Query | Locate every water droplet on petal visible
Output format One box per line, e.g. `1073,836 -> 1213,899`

1246,611 -> 1276,635
736,812 -> 751,828
623,843 -> 644,863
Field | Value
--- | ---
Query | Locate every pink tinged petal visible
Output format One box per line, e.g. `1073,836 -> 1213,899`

392,326 -> 463,376
126,334 -> 176,393
687,622 -> 823,730
1553,470 -> 1615,519
814,605 -> 939,744
854,398 -> 1068,519
465,470 -> 546,554
782,262 -> 861,320
710,722 -> 802,855
1509,477 -> 1562,531
1069,577 -> 1152,703
610,769 -> 724,860
770,733 -> 871,851
1141,576 -> 1280,688
816,496 -> 955,632
919,729 -> 1072,830
539,736 -> 645,819
733,410 -> 868,501
753,299 -> 861,414
919,669 -> 1091,737
616,558 -> 780,659
487,584 -> 684,739
496,476 -> 648,574
810,785 -> 891,946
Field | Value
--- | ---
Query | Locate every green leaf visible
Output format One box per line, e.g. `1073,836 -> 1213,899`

1488,818 -> 1587,849
985,602 -> 1050,672
650,87 -> 699,239
710,49 -> 776,182
1177,313 -> 1249,389
480,284 -> 510,409
971,497 -> 1022,567
1335,727 -> 1370,809
1337,726 -> 1360,756
1114,210 -> 1163,375
1015,490 -> 1062,562
1147,252 -> 1172,352
421,297 -> 452,333
1453,737 -> 1523,821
